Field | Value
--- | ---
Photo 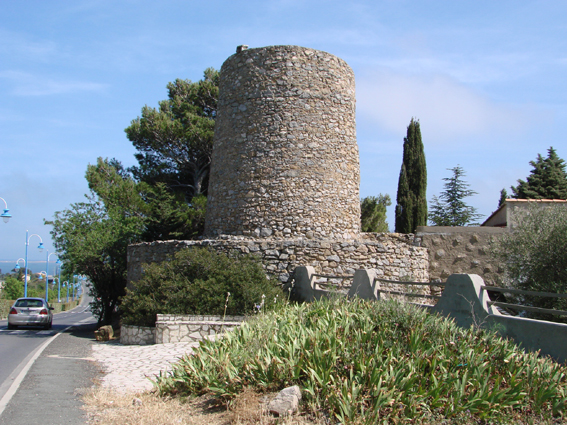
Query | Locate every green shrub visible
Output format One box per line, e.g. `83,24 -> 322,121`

156,298 -> 567,423
492,203 -> 567,322
120,247 -> 282,327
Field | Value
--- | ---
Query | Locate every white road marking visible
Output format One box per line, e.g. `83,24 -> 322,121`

0,326 -> 72,416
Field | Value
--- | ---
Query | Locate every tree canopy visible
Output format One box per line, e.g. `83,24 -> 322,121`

429,166 -> 483,226
361,194 -> 391,233
48,158 -> 207,324
395,118 -> 427,233
125,68 -> 219,201
511,147 -> 567,199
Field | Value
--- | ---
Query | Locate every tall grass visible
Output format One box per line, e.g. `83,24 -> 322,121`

156,298 -> 567,423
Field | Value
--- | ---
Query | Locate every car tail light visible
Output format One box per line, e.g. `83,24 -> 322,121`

39,309 -> 48,315
9,308 -> 17,315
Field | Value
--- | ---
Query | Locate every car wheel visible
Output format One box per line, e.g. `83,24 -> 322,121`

7,324 -> 17,330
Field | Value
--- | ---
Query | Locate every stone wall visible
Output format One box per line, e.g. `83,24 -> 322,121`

205,45 -> 360,240
120,324 -> 156,345
415,226 -> 506,285
127,233 -> 429,288
155,314 -> 244,344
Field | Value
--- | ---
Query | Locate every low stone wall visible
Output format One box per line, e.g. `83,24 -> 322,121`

155,314 -> 245,344
415,226 -> 506,285
120,324 -> 156,345
127,233 -> 429,288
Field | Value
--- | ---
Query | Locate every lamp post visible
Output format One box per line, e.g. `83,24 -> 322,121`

0,197 -> 11,223
14,258 -> 25,271
63,281 -> 69,303
57,260 -> 62,303
24,230 -> 44,297
45,251 -> 59,303
72,274 -> 77,302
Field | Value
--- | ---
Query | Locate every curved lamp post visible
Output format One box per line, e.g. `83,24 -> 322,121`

0,197 -> 11,223
14,258 -> 25,271
24,230 -> 44,297
45,251 -> 59,303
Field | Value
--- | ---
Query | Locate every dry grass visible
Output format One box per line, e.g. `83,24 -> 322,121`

82,387 -> 325,425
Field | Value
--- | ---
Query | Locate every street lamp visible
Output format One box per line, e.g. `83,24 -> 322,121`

63,281 -> 69,303
45,251 -> 59,303
0,197 -> 11,223
24,230 -> 44,297
72,274 -> 78,301
56,259 -> 62,303
14,258 -> 25,271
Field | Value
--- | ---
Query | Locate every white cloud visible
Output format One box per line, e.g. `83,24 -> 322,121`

356,70 -> 544,147
0,70 -> 107,96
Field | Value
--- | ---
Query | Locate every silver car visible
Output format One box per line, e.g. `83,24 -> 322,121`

8,297 -> 53,330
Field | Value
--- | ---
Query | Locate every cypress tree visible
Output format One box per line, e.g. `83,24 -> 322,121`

511,147 -> 567,199
395,118 -> 427,233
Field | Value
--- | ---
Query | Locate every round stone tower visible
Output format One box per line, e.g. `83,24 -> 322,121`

204,45 -> 360,240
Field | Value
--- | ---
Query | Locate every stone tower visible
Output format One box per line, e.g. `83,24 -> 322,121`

205,45 -> 360,240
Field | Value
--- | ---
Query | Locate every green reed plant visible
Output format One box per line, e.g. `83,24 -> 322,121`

155,298 -> 567,423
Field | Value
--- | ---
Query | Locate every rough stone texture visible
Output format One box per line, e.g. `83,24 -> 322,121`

127,233 -> 429,288
121,315 -> 245,345
205,45 -> 360,240
155,314 -> 245,344
268,385 -> 302,417
120,324 -> 156,346
415,226 -> 506,286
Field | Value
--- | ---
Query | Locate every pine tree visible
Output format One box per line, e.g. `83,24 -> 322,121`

395,118 -> 427,233
429,166 -> 483,226
361,194 -> 391,233
511,147 -> 567,199
498,188 -> 508,208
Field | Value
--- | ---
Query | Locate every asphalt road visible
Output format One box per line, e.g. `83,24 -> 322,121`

0,292 -> 100,424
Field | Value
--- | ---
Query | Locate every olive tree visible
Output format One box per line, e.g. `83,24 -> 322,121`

492,203 -> 567,321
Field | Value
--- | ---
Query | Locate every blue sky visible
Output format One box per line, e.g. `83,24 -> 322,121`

1,0 -> 566,272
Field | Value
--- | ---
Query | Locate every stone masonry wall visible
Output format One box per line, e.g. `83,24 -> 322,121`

127,233 -> 429,288
205,45 -> 360,240
155,314 -> 244,344
121,324 -> 156,345
415,226 -> 506,286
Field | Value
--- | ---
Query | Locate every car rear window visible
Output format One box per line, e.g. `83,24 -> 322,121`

14,299 -> 44,308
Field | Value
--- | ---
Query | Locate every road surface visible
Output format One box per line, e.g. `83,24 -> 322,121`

0,291 -> 100,424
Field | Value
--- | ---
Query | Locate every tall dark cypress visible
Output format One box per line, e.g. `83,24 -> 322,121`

395,118 -> 427,233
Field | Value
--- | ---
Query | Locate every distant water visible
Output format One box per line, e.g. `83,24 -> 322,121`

0,260 -> 61,275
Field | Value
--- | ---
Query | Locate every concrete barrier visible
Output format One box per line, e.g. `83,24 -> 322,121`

432,274 -> 567,363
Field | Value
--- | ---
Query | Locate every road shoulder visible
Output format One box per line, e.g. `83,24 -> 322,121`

0,323 -> 99,425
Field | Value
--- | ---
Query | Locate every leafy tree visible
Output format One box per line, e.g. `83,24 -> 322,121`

121,247 -> 282,327
49,158 -> 208,324
492,203 -> 567,322
511,147 -> 567,199
360,194 -> 391,232
125,69 -> 219,201
498,188 -> 508,208
429,166 -> 483,226
0,276 -> 24,300
49,189 -> 144,325
395,118 -> 427,233
139,184 -> 206,241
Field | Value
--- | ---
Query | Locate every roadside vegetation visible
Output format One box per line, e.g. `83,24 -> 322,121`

492,203 -> 567,322
154,298 -> 567,424
120,247 -> 281,327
